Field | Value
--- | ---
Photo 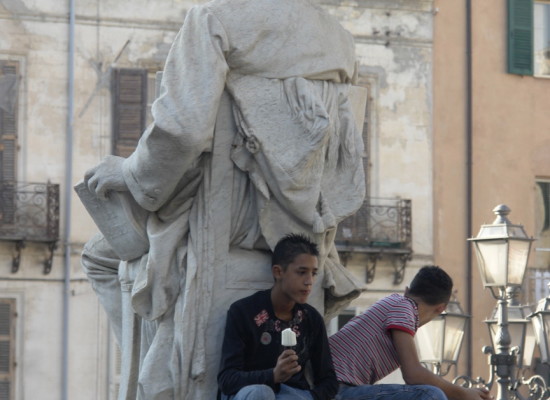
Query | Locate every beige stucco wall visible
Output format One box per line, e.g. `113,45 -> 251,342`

434,0 -> 550,385
0,1 -> 185,398
330,1 -> 436,320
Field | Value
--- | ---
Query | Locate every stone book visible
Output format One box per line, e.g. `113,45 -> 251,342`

74,180 -> 149,261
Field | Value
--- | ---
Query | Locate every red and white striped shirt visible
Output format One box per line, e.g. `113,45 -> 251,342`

329,293 -> 419,385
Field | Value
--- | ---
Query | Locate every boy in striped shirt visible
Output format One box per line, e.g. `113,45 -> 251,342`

329,266 -> 492,400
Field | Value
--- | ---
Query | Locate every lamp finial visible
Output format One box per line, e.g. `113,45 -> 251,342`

492,204 -> 511,224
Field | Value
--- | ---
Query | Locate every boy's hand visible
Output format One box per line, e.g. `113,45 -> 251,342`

273,349 -> 301,383
463,387 -> 493,400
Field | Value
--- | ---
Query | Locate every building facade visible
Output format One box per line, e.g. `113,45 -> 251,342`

0,0 -> 440,398
433,0 -> 550,382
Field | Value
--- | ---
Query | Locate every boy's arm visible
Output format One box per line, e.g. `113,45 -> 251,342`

217,306 -> 277,395
391,330 -> 492,400
309,313 -> 339,400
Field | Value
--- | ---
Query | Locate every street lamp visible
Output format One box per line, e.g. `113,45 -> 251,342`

485,287 -> 536,372
469,205 -> 533,296
416,296 -> 469,376
467,205 -> 535,400
530,285 -> 550,364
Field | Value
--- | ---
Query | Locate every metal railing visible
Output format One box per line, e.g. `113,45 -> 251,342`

0,181 -> 60,242
335,197 -> 412,251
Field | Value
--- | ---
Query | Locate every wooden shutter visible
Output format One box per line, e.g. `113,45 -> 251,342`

0,299 -> 16,400
112,68 -> 147,158
0,60 -> 18,182
0,61 -> 18,227
538,181 -> 550,231
508,0 -> 534,75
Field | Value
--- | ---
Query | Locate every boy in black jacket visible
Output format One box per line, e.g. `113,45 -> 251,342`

218,233 -> 338,400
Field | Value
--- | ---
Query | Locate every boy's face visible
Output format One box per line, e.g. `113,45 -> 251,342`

273,253 -> 318,304
420,302 -> 448,326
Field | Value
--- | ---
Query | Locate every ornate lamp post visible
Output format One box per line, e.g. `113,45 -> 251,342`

468,205 -> 535,400
485,287 -> 536,373
416,297 -> 469,376
530,286 -> 550,364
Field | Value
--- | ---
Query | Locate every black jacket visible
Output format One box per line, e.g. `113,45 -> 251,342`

217,290 -> 338,400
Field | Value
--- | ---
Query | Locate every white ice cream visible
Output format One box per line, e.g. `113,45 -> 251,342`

281,328 -> 297,347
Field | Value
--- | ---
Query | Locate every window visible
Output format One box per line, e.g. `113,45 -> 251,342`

145,72 -> 160,127
0,60 -> 18,182
328,308 -> 356,335
357,80 -> 369,199
526,268 -> 550,304
534,2 -> 550,75
508,0 -> 534,75
0,298 -> 16,400
535,180 -> 550,269
533,2 -> 550,76
337,309 -> 356,330
507,0 -> 550,76
111,68 -> 147,157
0,60 -> 19,227
111,69 -> 162,157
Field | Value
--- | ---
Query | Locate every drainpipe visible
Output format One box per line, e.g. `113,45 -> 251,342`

465,0 -> 473,377
62,0 -> 75,399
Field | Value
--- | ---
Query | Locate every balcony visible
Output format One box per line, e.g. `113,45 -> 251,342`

0,181 -> 60,273
335,197 -> 412,284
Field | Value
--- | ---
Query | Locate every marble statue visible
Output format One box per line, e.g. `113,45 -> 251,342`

78,0 -> 366,398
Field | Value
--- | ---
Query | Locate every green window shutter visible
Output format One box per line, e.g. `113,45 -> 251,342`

538,181 -> 550,231
508,0 -> 534,75
0,298 -> 16,400
111,68 -> 147,158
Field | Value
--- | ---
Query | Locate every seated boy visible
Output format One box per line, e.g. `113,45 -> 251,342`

217,233 -> 338,400
329,265 -> 492,400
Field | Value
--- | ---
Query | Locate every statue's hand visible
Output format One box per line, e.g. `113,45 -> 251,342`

84,155 -> 128,200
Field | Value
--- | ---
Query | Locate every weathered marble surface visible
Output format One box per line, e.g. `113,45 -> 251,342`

79,0 -> 367,398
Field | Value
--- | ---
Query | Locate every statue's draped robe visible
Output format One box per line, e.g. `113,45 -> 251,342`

83,0 -> 366,398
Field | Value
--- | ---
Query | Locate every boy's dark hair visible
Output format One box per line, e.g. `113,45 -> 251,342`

408,265 -> 453,305
272,233 -> 319,269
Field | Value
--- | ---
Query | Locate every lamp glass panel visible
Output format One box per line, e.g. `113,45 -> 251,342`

475,240 -> 508,286
508,226 -> 529,239
508,322 -> 526,352
488,322 -> 497,348
541,313 -> 550,363
531,315 -> 546,363
489,321 -> 528,366
481,225 -> 508,237
443,315 -> 466,362
416,319 -> 444,362
523,323 -> 536,367
507,240 -> 531,285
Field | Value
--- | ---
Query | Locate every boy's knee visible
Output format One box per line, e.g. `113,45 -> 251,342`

420,385 -> 447,400
234,384 -> 276,400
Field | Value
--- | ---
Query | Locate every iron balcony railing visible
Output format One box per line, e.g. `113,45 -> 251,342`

0,181 -> 60,242
335,197 -> 412,252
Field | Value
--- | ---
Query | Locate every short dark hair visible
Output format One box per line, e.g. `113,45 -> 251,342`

272,233 -> 319,269
408,265 -> 453,305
